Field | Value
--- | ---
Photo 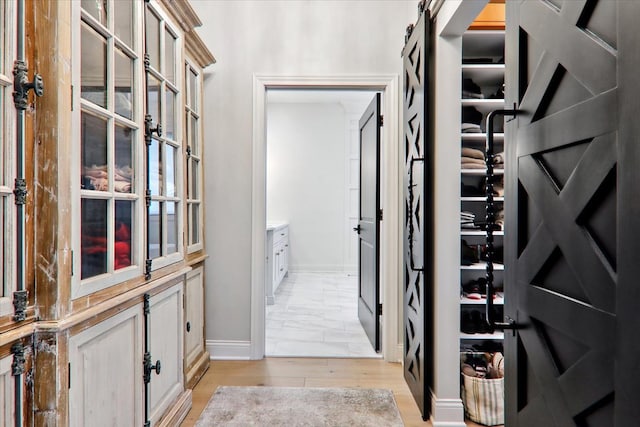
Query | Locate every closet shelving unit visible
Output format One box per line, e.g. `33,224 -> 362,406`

459,29 -> 506,348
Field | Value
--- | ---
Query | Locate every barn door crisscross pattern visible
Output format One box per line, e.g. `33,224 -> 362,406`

402,8 -> 432,420
505,1 -> 622,425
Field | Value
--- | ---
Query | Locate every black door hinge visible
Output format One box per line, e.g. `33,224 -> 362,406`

68,362 -> 71,389
378,208 -> 383,221
144,259 -> 152,280
13,178 -> 27,205
13,290 -> 28,322
379,115 -> 384,127
11,342 -> 25,376
378,303 -> 383,316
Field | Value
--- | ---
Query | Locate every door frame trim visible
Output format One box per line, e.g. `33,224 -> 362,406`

250,74 -> 400,361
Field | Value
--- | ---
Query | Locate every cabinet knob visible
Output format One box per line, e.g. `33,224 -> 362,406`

186,321 -> 191,332
285,244 -> 288,247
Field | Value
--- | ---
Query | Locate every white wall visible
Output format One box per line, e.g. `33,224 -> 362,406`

267,102 -> 346,272
191,0 -> 414,345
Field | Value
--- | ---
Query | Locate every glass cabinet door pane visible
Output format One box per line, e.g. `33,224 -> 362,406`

1,198 -> 5,294
114,49 -> 133,119
190,203 -> 199,245
0,91 -> 4,185
165,30 -> 176,84
149,139 -> 162,196
114,124 -> 133,193
145,8 -> 160,71
166,202 -> 177,254
148,74 -> 161,126
114,200 -> 133,270
81,24 -> 107,108
0,2 -> 5,75
81,198 -> 108,279
191,159 -> 199,199
190,113 -> 198,157
166,145 -> 176,198
113,0 -> 133,47
81,0 -> 108,26
189,69 -> 197,112
149,201 -> 161,259
81,113 -> 108,191
165,89 -> 175,140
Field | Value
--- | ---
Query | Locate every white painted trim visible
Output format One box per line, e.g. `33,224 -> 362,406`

430,397 -> 466,427
252,74 -> 401,362
207,340 -> 252,360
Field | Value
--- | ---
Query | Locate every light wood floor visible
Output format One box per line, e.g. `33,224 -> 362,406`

181,358 -> 495,427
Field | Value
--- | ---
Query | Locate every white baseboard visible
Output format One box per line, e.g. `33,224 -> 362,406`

430,397 -> 465,427
207,340 -> 252,360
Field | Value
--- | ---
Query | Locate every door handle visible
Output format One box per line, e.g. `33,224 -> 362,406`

353,225 -> 361,233
407,156 -> 424,272
485,108 -> 521,333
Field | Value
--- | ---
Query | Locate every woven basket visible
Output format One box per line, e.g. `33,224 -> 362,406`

461,373 -> 504,426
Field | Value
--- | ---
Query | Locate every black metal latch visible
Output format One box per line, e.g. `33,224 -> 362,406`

13,60 -> 44,110
143,352 -> 161,384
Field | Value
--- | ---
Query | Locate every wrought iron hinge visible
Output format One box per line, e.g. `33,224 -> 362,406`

13,178 -> 27,205
186,145 -> 192,158
378,303 -> 383,316
379,115 -> 384,127
143,352 -> 161,384
13,60 -> 44,110
11,343 -> 25,376
144,53 -> 151,72
13,290 -> 28,322
145,259 -> 152,280
145,189 -> 151,207
143,293 -> 150,315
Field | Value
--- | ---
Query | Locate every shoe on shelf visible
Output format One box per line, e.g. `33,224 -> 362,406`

461,310 -> 476,334
462,280 -> 482,300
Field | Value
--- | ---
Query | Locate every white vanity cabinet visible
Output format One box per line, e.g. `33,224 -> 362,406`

266,223 -> 289,305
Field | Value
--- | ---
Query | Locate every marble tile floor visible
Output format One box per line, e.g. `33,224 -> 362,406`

266,271 -> 381,358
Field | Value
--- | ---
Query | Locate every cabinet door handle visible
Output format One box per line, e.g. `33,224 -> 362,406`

408,156 -> 424,271
186,321 -> 191,332
485,108 -> 522,334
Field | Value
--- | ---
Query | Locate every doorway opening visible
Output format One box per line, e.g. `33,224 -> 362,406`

264,89 -> 379,358
250,75 -> 401,362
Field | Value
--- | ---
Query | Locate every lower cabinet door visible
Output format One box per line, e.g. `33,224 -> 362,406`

149,283 -> 184,425
69,305 -> 144,427
184,267 -> 204,370
0,353 -> 15,426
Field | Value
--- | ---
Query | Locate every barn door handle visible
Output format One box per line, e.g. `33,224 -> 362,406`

408,157 -> 424,271
485,107 -> 520,333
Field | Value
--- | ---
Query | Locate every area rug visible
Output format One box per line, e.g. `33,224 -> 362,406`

195,386 -> 404,426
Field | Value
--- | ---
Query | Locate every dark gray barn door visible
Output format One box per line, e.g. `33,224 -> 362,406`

402,6 -> 432,420
504,0 -> 640,425
356,93 -> 381,351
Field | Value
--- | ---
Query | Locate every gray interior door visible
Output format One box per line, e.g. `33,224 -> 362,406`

356,93 -> 381,352
505,0 -> 640,425
402,6 -> 432,420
